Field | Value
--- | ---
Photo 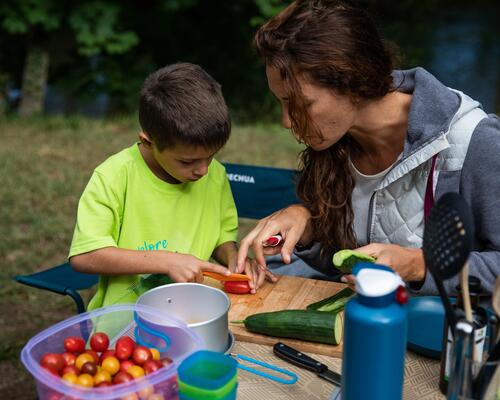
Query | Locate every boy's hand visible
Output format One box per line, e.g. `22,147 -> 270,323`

165,253 -> 230,283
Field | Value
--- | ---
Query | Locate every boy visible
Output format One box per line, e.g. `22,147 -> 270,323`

69,63 -> 270,310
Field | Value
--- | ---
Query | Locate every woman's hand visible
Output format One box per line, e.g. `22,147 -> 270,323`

227,253 -> 277,294
236,205 -> 313,272
353,243 -> 426,282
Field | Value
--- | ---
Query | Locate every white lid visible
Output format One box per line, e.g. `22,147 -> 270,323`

355,268 -> 404,297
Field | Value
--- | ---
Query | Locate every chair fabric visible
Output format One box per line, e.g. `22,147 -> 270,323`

14,163 -> 298,313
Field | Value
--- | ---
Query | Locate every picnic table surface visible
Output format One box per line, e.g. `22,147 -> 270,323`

234,340 -> 444,399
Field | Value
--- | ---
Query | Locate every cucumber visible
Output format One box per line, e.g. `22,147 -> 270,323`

306,287 -> 355,312
332,249 -> 375,273
238,310 -> 343,345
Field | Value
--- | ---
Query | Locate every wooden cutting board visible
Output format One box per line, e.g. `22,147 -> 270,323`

205,275 -> 347,357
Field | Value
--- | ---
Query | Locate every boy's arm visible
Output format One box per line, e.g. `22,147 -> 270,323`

212,241 -> 238,271
71,247 -> 230,283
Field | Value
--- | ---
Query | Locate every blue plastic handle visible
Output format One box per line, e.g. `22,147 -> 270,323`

133,312 -> 171,352
231,353 -> 298,385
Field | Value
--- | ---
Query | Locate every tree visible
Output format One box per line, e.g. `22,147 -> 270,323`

0,0 -> 139,116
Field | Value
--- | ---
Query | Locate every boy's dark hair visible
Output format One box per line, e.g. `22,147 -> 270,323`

139,63 -> 231,151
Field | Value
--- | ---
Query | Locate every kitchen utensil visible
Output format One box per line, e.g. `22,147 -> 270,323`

137,283 -> 230,353
203,271 -> 250,282
492,277 -> 500,342
423,192 -> 474,334
273,342 -> 341,386
447,320 -> 475,400
474,277 -> 500,398
264,234 -> 283,247
231,352 -> 297,384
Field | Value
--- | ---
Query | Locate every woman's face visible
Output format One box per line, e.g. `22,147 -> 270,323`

266,66 -> 358,151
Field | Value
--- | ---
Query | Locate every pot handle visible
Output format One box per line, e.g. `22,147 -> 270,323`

133,312 -> 172,352
230,353 -> 298,384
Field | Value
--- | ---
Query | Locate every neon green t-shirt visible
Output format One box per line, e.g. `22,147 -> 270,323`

69,143 -> 238,310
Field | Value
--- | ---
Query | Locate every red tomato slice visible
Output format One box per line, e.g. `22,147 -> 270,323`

224,280 -> 251,294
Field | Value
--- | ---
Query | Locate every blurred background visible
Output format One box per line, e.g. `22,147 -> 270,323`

0,0 -> 499,398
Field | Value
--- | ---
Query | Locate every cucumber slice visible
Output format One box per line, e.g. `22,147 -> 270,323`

332,249 -> 375,273
306,287 -> 355,311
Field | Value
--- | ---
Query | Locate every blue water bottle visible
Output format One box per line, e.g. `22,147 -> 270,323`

341,263 -> 408,400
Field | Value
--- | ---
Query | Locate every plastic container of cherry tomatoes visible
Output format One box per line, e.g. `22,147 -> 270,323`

21,304 -> 202,400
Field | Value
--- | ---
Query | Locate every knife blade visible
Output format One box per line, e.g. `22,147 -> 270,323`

273,342 -> 342,386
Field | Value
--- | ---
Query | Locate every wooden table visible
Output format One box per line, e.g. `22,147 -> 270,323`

234,341 -> 444,400
205,275 -> 445,399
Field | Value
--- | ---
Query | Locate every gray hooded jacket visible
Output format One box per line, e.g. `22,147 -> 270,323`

295,67 -> 500,296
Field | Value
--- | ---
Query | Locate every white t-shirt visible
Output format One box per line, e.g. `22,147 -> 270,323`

350,156 -> 401,245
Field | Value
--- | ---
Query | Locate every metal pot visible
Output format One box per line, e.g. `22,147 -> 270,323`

136,283 -> 231,353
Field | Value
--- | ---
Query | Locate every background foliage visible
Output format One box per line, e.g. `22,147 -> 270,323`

1,0 -> 498,118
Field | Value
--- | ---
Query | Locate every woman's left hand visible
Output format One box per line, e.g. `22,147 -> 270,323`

354,243 -> 426,282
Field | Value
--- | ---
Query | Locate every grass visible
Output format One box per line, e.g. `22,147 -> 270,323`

0,115 -> 303,398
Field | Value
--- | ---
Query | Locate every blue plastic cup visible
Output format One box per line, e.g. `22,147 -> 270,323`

178,350 -> 238,400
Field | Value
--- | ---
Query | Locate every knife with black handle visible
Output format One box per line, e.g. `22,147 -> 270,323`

273,342 -> 342,386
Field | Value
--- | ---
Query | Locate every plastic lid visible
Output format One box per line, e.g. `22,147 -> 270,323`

355,267 -> 404,297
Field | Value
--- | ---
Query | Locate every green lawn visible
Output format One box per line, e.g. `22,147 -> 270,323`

0,115 -> 303,398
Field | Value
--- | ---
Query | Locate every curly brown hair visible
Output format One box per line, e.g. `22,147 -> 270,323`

254,0 -> 395,252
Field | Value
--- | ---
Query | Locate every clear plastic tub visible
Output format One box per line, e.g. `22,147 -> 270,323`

21,304 -> 203,400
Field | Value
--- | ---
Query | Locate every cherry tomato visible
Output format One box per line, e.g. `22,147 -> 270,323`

121,393 -> 139,400
120,359 -> 135,373
62,372 -> 78,384
76,373 -> 94,388
161,357 -> 173,366
100,349 -> 116,362
127,365 -> 145,379
85,350 -> 100,364
113,371 -> 134,385
75,353 -> 94,370
143,360 -> 162,375
224,280 -> 251,294
147,394 -> 165,400
64,336 -> 86,354
94,369 -> 112,385
115,336 -> 135,360
81,361 -> 98,376
101,356 -> 120,376
95,381 -> 112,388
90,332 -> 110,352
62,365 -> 79,376
138,385 -> 155,399
42,364 -> 60,376
132,346 -> 152,365
40,353 -> 65,373
61,352 -> 77,367
149,348 -> 160,361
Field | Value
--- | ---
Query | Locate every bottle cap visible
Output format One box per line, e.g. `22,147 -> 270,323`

354,264 -> 404,297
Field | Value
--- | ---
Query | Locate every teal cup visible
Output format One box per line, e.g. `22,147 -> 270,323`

178,350 -> 238,400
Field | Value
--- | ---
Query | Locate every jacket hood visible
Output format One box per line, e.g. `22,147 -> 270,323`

393,67 -> 482,156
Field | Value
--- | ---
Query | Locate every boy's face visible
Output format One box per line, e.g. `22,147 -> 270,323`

140,133 -> 219,184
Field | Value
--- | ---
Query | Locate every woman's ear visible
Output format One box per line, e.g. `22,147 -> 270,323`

139,132 -> 153,147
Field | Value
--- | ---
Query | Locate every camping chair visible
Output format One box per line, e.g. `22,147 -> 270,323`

14,163 -> 299,314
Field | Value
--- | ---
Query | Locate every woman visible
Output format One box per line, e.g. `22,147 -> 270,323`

237,0 -> 500,295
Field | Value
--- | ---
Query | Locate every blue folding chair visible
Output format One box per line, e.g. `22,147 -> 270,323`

14,163 -> 299,313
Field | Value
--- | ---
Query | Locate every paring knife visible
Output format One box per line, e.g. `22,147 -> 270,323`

203,271 -> 250,282
273,342 -> 342,386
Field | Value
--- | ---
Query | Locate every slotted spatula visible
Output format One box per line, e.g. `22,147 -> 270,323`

423,192 -> 474,334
